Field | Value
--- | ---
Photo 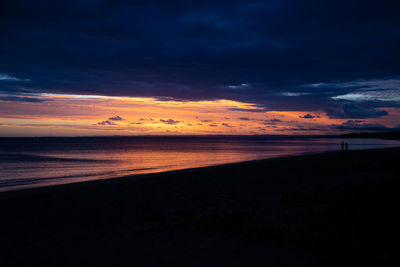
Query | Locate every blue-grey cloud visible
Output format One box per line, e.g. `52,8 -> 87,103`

160,119 -> 180,125
0,73 -> 30,82
269,118 -> 282,122
1,0 -> 399,120
326,102 -> 388,119
335,120 -> 393,132
0,96 -> 47,102
239,117 -> 252,121
299,113 -> 319,119
97,120 -> 116,125
228,108 -> 267,113
109,116 -> 124,121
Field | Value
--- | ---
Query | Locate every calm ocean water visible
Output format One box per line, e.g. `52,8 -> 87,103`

1,136 -> 399,192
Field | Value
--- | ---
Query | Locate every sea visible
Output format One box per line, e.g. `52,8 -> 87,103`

1,136 -> 399,192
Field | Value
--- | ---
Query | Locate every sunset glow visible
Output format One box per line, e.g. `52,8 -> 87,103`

1,92 -> 398,136
1,1 -> 399,137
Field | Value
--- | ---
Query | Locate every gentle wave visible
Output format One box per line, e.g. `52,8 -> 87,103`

1,137 -> 400,192
0,153 -> 114,163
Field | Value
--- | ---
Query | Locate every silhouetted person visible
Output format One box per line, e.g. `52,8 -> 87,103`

345,142 -> 349,151
341,141 -> 345,151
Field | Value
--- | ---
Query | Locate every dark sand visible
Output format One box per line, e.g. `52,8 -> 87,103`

1,148 -> 399,266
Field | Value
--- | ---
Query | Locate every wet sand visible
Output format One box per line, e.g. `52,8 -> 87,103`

1,148 -> 399,266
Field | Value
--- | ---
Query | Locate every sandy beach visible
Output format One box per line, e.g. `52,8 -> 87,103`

1,147 -> 399,266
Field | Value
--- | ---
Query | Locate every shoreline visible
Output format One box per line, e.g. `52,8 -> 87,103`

0,148 -> 333,195
0,146 -> 397,196
1,147 -> 399,266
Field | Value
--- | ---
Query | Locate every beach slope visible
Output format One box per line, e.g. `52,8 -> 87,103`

1,148 -> 399,266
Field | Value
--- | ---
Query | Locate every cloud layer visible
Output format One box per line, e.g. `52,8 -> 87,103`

1,0 -> 399,135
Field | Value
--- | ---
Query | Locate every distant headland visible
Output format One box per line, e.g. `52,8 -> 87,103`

339,129 -> 400,140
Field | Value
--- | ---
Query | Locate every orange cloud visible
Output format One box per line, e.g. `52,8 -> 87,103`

0,93 -> 397,136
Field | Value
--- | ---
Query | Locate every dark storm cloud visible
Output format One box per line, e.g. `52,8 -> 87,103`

1,0 -> 400,119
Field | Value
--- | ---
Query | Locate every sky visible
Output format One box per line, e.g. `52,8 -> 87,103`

1,0 -> 399,136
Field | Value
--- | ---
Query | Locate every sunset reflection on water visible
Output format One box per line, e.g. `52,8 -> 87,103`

1,137 -> 400,192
